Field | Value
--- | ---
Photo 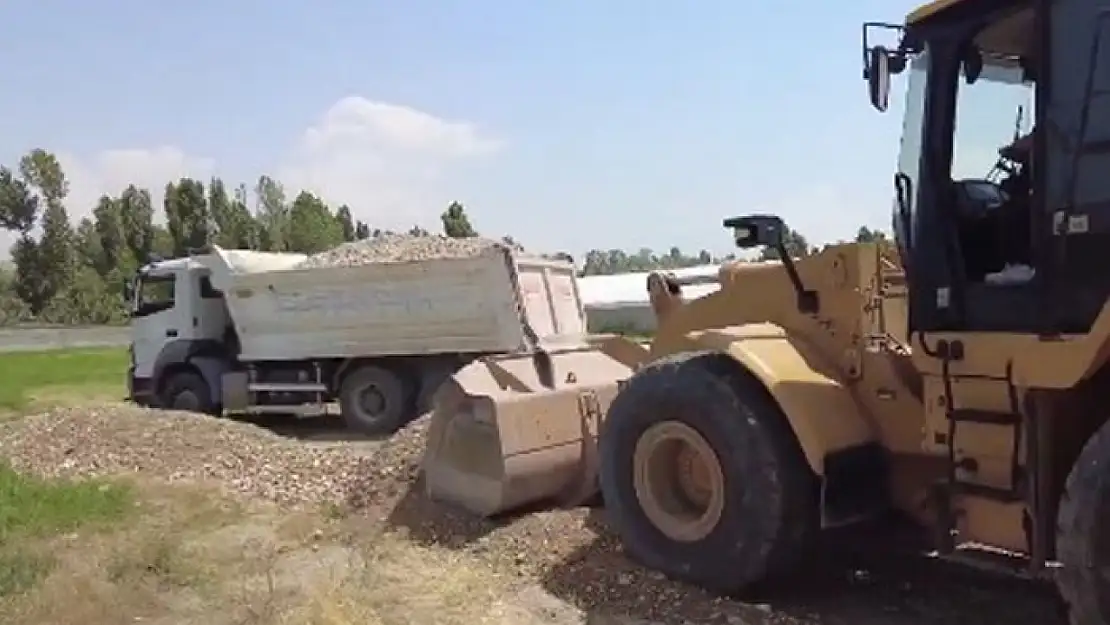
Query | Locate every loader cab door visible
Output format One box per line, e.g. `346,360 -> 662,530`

888,1 -> 1054,334
888,0 -> 1110,336
1038,0 -> 1110,333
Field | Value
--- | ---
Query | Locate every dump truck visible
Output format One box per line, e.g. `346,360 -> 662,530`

422,0 -> 1110,622
126,243 -> 588,435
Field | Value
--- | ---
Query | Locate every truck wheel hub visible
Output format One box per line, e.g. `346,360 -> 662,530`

633,421 -> 725,542
358,386 -> 386,416
173,391 -> 200,411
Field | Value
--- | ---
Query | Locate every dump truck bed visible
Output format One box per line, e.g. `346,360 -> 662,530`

200,246 -> 587,362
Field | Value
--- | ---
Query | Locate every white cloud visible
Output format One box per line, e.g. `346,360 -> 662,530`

61,146 -> 217,220
0,96 -> 503,257
278,97 -> 503,226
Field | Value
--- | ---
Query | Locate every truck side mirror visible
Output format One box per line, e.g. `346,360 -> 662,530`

723,215 -> 786,249
122,279 -> 134,302
866,46 -> 892,112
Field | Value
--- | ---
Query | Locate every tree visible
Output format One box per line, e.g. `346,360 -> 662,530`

92,195 -> 126,274
119,185 -> 155,262
855,226 -> 887,243
10,235 -> 42,314
441,201 -> 477,238
164,178 -> 210,256
76,217 -> 103,270
335,205 -> 356,242
255,175 -> 288,251
209,177 -> 254,249
231,183 -> 258,249
21,149 -> 75,314
287,191 -> 344,254
757,228 -> 813,261
0,167 -> 38,233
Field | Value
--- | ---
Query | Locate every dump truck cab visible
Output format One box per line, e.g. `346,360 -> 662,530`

127,255 -> 230,407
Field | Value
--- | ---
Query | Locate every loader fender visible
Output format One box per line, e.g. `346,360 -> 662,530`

684,324 -> 877,476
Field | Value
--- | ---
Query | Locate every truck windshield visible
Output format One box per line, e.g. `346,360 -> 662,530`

132,274 -> 175,318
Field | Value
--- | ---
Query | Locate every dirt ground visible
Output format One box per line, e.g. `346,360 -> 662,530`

0,400 -> 1072,625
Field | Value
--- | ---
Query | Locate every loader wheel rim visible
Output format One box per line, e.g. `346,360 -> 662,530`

633,421 -> 725,543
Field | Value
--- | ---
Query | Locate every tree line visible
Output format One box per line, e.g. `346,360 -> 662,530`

0,147 -> 888,326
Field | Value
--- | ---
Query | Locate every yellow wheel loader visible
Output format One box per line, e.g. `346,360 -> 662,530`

422,0 -> 1110,622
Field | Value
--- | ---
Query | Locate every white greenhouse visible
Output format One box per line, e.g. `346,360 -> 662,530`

579,264 -> 722,334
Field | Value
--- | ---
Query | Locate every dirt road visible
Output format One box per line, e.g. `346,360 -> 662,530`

0,326 -> 129,352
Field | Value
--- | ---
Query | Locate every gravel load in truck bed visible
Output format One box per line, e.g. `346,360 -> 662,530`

295,234 -> 513,269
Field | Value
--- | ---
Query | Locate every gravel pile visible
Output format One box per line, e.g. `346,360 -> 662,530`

295,234 -> 513,269
0,402 -> 1066,625
0,403 -> 373,506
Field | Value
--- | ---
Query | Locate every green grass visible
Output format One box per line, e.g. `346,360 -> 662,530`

0,347 -> 127,412
0,462 -> 133,596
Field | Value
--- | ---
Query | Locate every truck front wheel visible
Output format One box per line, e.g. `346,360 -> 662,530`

339,365 -> 410,436
161,371 -> 218,416
598,351 -> 816,594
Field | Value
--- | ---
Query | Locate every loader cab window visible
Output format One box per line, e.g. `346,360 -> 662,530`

892,49 -> 929,277
132,274 -> 175,318
949,50 -> 1035,285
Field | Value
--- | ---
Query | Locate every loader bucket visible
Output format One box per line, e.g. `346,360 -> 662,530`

422,343 -> 641,517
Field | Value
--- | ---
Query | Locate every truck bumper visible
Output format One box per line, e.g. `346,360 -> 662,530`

128,367 -> 155,406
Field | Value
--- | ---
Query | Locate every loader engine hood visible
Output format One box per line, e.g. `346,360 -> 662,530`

717,259 -> 784,284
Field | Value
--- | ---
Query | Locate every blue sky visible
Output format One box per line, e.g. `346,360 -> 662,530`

0,0 -> 1026,260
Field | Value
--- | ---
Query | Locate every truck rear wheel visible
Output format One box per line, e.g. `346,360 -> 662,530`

598,351 -> 816,594
1056,419 -> 1110,625
339,365 -> 410,436
161,371 -> 218,416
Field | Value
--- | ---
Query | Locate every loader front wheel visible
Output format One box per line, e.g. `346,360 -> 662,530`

1056,419 -> 1110,625
599,351 -> 816,594
339,365 -> 409,436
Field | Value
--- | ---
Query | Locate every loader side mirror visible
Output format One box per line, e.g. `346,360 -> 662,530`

866,46 -> 892,112
723,213 -> 820,314
723,215 -> 786,249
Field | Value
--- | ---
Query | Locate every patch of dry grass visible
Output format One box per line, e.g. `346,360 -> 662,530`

0,479 -> 555,625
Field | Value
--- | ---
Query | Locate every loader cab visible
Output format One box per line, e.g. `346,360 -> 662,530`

865,0 -> 1110,335
128,257 -> 229,397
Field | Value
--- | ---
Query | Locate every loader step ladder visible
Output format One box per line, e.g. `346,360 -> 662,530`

931,340 -> 1025,556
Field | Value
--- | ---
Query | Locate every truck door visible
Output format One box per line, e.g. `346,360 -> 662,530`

130,272 -> 183,380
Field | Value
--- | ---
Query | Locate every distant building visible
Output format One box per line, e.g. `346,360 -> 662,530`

579,264 -> 721,333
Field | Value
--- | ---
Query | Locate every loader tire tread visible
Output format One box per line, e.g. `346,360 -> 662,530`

598,350 -> 816,594
1056,419 -> 1110,625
